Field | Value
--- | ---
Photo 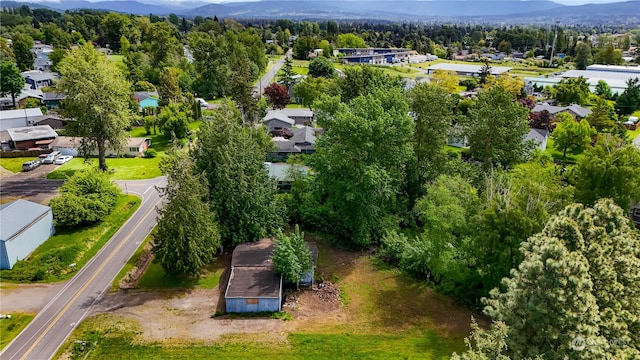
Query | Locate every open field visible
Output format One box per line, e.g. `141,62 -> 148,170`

0,196 -> 140,283
0,313 -> 35,350
59,234 -> 482,359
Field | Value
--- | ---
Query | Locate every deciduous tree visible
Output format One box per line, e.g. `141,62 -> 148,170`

551,77 -> 590,106
263,82 -> 290,109
311,88 -> 413,246
308,56 -> 335,78
12,33 -> 34,71
462,86 -> 531,167
0,61 -> 24,108
431,69 -> 459,93
551,116 -> 596,160
572,134 -> 640,211
57,43 -> 133,171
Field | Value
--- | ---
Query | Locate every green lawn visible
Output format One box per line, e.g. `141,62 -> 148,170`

60,235 -> 477,359
0,196 -> 140,283
544,137 -> 581,165
0,157 -> 36,173
137,258 -> 226,290
107,54 -> 124,64
45,126 -> 191,180
0,313 -> 34,350
47,157 -> 162,180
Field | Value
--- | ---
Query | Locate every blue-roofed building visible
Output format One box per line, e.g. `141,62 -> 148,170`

0,200 -> 55,270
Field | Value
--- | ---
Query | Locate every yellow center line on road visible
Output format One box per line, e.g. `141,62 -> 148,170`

19,197 -> 161,360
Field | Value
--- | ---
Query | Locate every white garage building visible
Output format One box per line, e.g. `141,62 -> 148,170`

0,199 -> 55,270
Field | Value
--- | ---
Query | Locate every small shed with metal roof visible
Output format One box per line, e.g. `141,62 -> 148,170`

0,199 -> 55,270
225,239 -> 283,313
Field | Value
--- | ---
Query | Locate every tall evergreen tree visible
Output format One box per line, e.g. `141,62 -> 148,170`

192,102 -> 284,246
153,150 -> 220,276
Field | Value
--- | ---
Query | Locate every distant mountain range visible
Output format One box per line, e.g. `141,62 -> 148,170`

2,0 -> 639,23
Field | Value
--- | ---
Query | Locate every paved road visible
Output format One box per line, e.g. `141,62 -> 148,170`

254,49 -> 291,97
0,179 -> 65,202
1,177 -> 166,360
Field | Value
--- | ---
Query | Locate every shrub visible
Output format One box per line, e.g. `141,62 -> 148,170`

50,168 -> 121,228
144,148 -> 157,158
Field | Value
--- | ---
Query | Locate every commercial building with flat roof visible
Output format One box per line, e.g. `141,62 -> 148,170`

426,63 -> 512,76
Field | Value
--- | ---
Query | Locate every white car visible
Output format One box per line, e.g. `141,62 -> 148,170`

54,155 -> 73,165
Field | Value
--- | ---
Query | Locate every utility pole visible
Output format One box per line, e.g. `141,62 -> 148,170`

549,21 -> 559,67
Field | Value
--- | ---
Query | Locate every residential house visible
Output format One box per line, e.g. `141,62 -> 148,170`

337,48 -> 411,64
33,114 -> 68,130
0,108 -> 44,131
0,200 -> 55,270
0,87 -> 43,110
264,162 -> 310,192
225,239 -> 283,313
268,126 -> 318,161
263,111 -> 295,133
531,102 -> 591,120
32,42 -> 53,71
524,128 -> 550,151
6,125 -> 58,150
42,92 -> 66,110
51,136 -> 151,157
21,70 -> 60,89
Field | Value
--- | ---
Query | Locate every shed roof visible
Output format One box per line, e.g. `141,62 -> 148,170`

0,108 -> 43,120
231,238 -> 275,267
225,267 -> 281,298
7,125 -> 57,142
0,200 -> 51,242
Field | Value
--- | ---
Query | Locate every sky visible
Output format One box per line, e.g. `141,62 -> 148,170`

31,0 -> 634,5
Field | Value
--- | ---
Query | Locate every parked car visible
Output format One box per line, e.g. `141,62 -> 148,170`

42,151 -> 62,164
22,160 -> 41,172
53,155 -> 73,165
196,98 -> 209,107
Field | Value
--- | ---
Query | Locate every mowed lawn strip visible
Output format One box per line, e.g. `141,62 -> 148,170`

0,313 -> 35,350
0,157 -> 37,173
0,195 -> 140,283
61,235 -> 476,359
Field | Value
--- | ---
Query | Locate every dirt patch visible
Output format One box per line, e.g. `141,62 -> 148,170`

0,283 -> 65,313
0,166 -> 14,179
94,287 -> 285,344
118,242 -> 154,290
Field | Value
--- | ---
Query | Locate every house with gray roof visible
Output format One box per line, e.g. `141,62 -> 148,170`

269,109 -> 315,125
268,126 -> 318,161
0,199 -> 55,270
531,102 -> 591,120
263,111 -> 295,133
524,128 -> 550,151
7,125 -> 58,150
21,71 -> 60,89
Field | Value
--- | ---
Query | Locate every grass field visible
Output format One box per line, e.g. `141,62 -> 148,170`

0,313 -> 35,350
0,157 -> 37,173
0,196 -> 140,283
61,235 -> 477,359
137,259 -> 226,290
47,157 -> 162,180
110,229 -> 155,291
